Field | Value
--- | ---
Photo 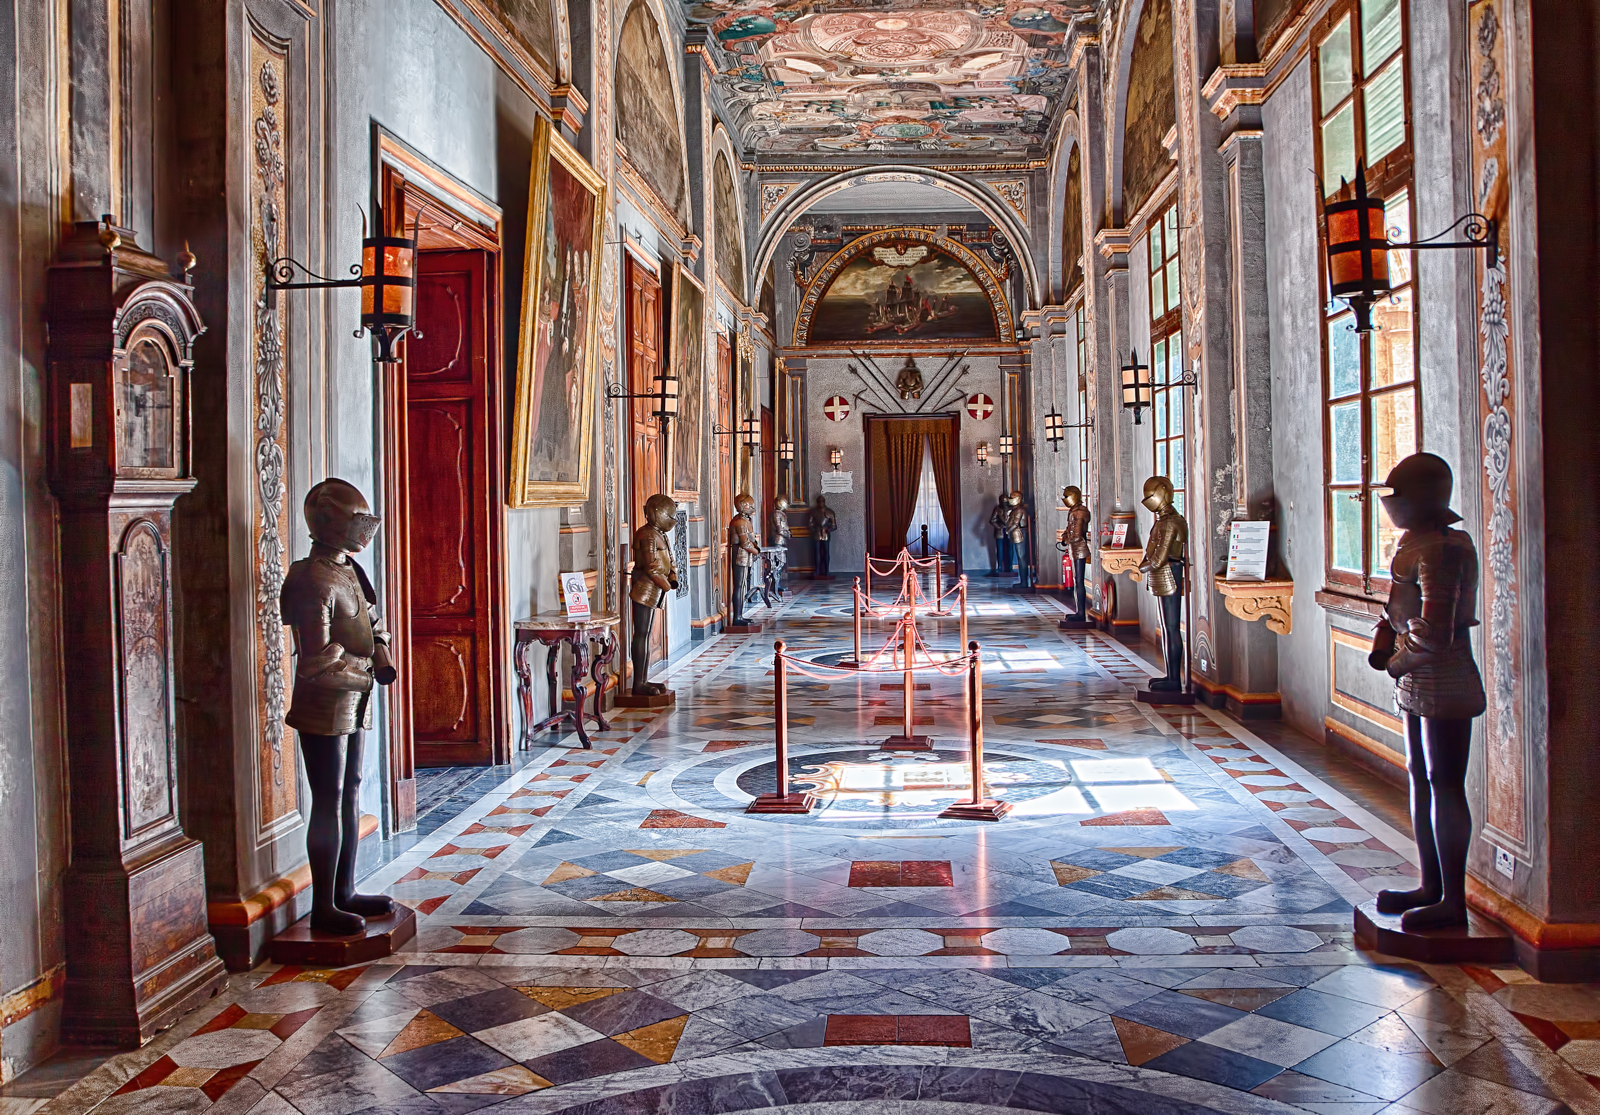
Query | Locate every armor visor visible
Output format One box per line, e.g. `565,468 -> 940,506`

343,512 -> 381,553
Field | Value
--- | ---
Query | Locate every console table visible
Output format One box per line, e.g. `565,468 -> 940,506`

514,613 -> 620,750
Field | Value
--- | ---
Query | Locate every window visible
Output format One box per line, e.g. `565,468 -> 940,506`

1074,304 -> 1090,493
1313,0 -> 1417,591
1147,204 -> 1185,515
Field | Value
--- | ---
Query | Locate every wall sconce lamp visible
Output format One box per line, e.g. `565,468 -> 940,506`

999,434 -> 1015,457
1044,410 -> 1065,449
1121,350 -> 1152,424
1325,161 -> 1496,334
265,204 -> 420,364
605,367 -> 679,430
779,440 -> 796,465
828,446 -> 842,471
739,415 -> 760,453
975,442 -> 989,467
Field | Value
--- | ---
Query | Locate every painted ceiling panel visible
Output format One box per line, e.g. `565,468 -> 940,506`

686,1 -> 1084,158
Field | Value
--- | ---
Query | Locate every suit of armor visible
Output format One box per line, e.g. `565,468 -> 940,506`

1061,486 -> 1092,616
989,500 -> 1008,575
1003,491 -> 1032,588
810,496 -> 837,577
1138,477 -> 1188,689
729,494 -> 761,625
1367,453 -> 1484,932
279,479 -> 396,935
629,494 -> 679,695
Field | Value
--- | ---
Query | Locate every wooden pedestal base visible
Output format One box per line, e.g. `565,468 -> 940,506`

881,734 -> 933,751
1137,689 -> 1197,706
940,799 -> 1014,821
745,792 -> 816,814
266,905 -> 417,967
725,623 -> 763,634
1004,584 -> 1038,594
1354,900 -> 1514,964
1058,616 -> 1096,629
615,689 -> 675,709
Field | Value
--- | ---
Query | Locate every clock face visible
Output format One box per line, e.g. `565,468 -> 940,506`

120,337 -> 176,470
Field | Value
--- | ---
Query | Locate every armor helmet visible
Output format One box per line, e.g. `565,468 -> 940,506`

1141,476 -> 1175,514
1381,452 -> 1461,530
1008,490 -> 1023,506
305,478 -> 380,554
734,492 -> 756,516
1062,485 -> 1082,507
774,496 -> 789,511
815,495 -> 827,507
644,493 -> 678,531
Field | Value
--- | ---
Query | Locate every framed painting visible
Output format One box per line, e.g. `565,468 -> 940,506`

669,262 -> 707,500
509,116 -> 606,507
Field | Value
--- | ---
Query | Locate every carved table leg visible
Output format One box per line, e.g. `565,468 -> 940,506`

533,635 -> 570,738
569,633 -> 594,749
589,631 -> 616,733
514,632 -> 535,750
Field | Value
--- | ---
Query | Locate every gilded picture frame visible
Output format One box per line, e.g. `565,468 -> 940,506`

509,116 -> 606,507
669,261 -> 707,501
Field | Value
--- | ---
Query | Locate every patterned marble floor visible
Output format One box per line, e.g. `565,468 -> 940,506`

30,580 -> 1600,1115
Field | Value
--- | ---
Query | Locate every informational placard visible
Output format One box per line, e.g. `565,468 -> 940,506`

820,470 -> 853,494
1225,520 -> 1272,581
560,571 -> 591,619
1111,522 -> 1130,547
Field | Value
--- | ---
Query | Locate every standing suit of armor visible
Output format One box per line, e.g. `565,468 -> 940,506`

1004,491 -> 1031,588
1061,485 -> 1092,616
810,496 -> 837,577
1367,453 -> 1485,931
281,479 -> 398,935
767,497 -> 792,600
989,499 -> 1009,575
729,493 -> 761,625
1138,476 -> 1188,690
629,494 -> 679,696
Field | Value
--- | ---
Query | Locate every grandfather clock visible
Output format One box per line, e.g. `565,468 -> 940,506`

46,219 -> 226,1046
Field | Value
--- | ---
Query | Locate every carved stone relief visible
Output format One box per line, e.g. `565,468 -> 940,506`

118,520 -> 176,837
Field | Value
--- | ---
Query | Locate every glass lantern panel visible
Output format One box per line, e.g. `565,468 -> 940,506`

121,337 -> 175,470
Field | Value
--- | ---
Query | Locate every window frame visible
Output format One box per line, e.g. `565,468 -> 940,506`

1146,201 -> 1186,516
1311,0 -> 1420,595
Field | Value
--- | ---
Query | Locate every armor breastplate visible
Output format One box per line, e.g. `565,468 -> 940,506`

1384,527 -> 1485,719
630,525 -> 677,608
1065,505 -> 1091,560
281,553 -> 382,735
730,515 -> 759,566
1141,509 -> 1188,597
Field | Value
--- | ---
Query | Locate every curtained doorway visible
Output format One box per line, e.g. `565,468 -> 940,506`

864,414 -> 961,568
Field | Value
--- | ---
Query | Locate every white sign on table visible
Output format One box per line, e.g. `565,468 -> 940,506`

1111,522 -> 1130,547
820,470 -> 853,494
1225,520 -> 1272,581
560,571 -> 591,619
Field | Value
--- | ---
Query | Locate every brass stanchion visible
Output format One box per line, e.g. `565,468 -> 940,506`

746,640 -> 815,814
846,576 -> 863,668
959,575 -> 968,654
882,606 -> 931,751
940,641 -> 1011,820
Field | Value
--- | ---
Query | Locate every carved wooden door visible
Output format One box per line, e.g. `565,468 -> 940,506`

715,333 -> 733,613
626,254 -> 668,669
406,250 -> 502,766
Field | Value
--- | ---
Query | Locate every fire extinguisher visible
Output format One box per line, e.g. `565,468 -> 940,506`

1062,551 -> 1073,589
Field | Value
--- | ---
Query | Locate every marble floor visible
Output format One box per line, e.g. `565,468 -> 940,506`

21,579 -> 1600,1115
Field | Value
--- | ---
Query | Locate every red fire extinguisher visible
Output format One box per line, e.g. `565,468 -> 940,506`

1062,551 -> 1073,589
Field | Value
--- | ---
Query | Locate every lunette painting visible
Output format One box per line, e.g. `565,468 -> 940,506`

669,263 -> 707,499
807,242 -> 1000,343
510,118 -> 606,506
481,0 -> 557,78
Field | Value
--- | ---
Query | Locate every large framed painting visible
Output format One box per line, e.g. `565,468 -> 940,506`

669,263 -> 707,500
510,116 -> 606,507
474,0 -> 559,81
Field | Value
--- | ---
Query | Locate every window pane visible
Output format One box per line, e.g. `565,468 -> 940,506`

1166,258 -> 1182,314
1386,189 -> 1413,283
1156,442 -> 1168,480
1321,103 -> 1357,196
1170,330 -> 1183,382
1328,313 -> 1361,397
1164,206 -> 1179,246
1319,16 -> 1354,107
1169,387 -> 1185,435
1149,269 -> 1164,324
1154,389 -> 1168,438
1331,490 -> 1363,572
1330,399 -> 1362,483
1361,0 -> 1402,72
1152,336 -> 1166,381
1364,60 -> 1406,164
1170,441 -> 1186,492
1371,286 -> 1414,387
1370,388 -> 1416,481
1370,486 -> 1401,574
1149,229 -> 1162,270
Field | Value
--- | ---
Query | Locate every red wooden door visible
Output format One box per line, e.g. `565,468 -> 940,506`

626,255 -> 667,668
406,250 -> 502,766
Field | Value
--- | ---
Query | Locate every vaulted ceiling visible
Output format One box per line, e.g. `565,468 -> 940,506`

684,1 -> 1085,160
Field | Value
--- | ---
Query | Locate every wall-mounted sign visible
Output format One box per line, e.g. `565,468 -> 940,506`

820,471 -> 854,494
966,393 -> 994,420
823,395 -> 852,422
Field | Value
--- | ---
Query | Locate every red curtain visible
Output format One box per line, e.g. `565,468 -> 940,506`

884,422 -> 925,553
926,425 -> 959,559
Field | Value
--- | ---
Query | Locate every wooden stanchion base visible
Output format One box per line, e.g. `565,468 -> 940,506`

939,799 -> 1013,821
745,792 -> 815,814
266,906 -> 416,966
615,689 -> 675,709
725,623 -> 763,634
1058,616 -> 1096,629
1136,689 -> 1197,706
881,734 -> 933,751
1354,900 -> 1514,964
1004,584 -> 1039,594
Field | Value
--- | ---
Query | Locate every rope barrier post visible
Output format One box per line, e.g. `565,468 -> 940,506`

882,609 -> 931,751
864,548 -> 871,605
941,641 -> 1011,820
847,576 -> 862,668
959,575 -> 968,653
747,640 -> 815,813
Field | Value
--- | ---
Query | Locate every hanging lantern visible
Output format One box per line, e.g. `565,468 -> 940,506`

1120,349 -> 1152,424
1044,409 -> 1065,450
359,229 -> 418,363
829,446 -> 842,470
975,442 -> 989,467
779,440 -> 796,464
740,415 -> 760,451
999,434 -> 1015,457
653,370 -> 680,425
1323,161 -> 1391,334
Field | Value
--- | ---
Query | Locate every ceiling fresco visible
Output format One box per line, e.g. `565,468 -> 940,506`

685,0 -> 1085,158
